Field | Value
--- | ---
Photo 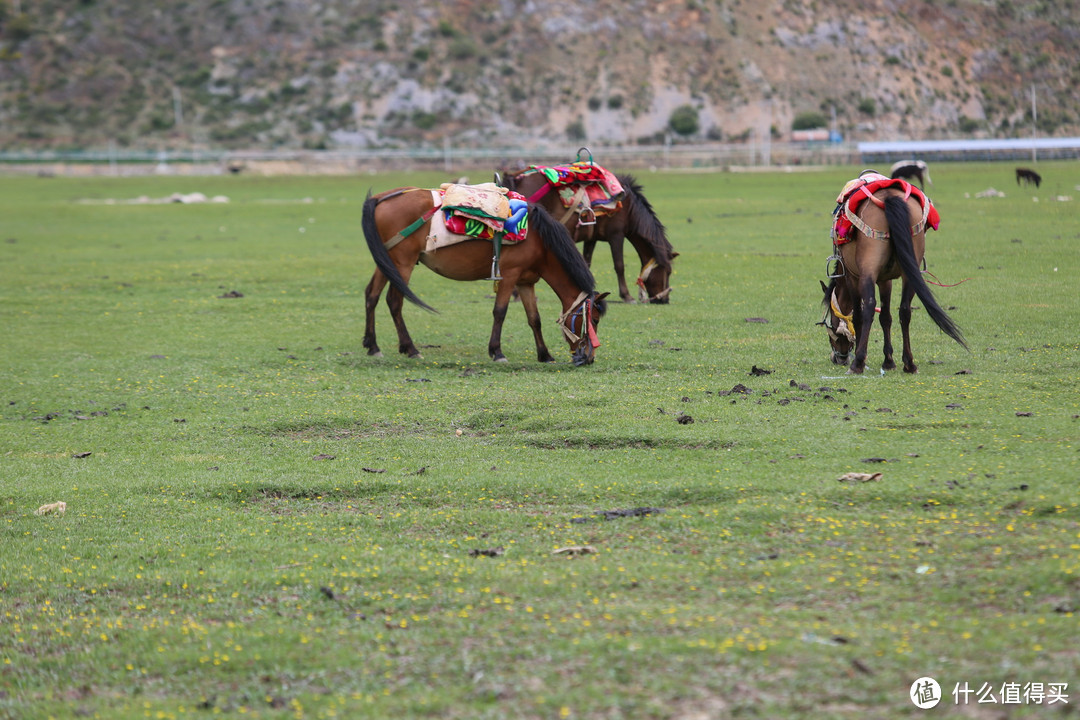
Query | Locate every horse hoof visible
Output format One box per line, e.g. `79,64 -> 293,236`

372,351 -> 383,358
494,357 -> 508,363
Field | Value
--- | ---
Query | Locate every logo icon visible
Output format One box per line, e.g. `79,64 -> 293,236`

911,677 -> 942,709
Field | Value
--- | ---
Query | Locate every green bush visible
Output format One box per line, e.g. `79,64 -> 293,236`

958,115 -> 981,133
566,117 -> 586,142
668,104 -> 700,136
448,38 -> 477,60
4,12 -> 32,43
791,111 -> 827,130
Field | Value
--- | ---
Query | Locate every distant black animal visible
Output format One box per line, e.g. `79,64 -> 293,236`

1015,167 -> 1041,188
889,159 -> 931,189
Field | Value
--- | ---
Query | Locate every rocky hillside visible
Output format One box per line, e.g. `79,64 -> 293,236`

0,0 -> 1076,150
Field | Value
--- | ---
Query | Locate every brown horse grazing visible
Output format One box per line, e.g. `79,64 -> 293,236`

821,181 -> 966,374
1015,167 -> 1042,188
361,187 -> 608,366
501,169 -> 677,304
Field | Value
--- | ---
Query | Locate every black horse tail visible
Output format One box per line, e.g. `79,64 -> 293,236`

361,191 -> 435,313
885,195 -> 967,350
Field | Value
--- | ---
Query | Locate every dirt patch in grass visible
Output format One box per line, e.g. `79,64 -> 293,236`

251,420 -> 429,440
526,437 -> 736,450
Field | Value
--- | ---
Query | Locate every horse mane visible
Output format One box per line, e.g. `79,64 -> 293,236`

617,174 -> 674,269
528,203 -> 599,296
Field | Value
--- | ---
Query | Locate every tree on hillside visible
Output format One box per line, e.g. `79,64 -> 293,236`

668,105 -> 700,137
792,111 -> 828,130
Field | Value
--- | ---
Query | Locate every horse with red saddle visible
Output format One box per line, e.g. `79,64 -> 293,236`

820,171 -> 966,374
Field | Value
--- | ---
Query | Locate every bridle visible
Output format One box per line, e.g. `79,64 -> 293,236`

636,258 -> 672,303
558,291 -> 601,350
818,287 -> 854,364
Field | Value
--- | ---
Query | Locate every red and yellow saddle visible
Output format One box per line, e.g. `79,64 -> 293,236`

832,172 -> 939,244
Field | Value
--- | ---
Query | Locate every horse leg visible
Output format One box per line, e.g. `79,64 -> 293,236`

850,276 -> 877,374
878,278 -> 896,370
581,238 -> 597,266
488,301 -> 509,362
514,283 -> 555,363
487,275 -> 521,362
363,271 -> 387,357
386,285 -> 421,358
607,236 -> 634,303
899,279 -> 918,373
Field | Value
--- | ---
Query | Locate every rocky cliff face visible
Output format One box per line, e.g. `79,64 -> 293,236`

0,0 -> 1075,149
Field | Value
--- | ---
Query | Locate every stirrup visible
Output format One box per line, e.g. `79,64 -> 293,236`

577,206 -> 597,227
825,253 -> 845,278
488,236 -> 503,280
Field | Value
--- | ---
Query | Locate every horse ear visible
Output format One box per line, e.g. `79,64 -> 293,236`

596,292 -> 611,302
820,280 -> 829,293
671,251 -> 681,259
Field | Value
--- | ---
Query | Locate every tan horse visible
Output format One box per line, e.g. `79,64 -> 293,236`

821,185 -> 966,374
361,187 -> 608,366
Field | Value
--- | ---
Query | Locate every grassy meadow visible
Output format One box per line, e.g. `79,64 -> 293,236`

1,161 -> 1078,719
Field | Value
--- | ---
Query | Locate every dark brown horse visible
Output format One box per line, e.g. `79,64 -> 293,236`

361,187 -> 608,366
1015,167 -> 1041,188
501,168 -> 677,304
821,182 -> 966,374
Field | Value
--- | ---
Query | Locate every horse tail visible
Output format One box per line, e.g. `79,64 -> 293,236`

361,191 -> 435,313
885,195 -> 966,350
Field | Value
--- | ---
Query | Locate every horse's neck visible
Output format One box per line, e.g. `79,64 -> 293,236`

539,255 -> 586,311
624,228 -> 656,264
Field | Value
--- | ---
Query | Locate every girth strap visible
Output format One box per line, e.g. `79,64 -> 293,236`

384,204 -> 439,251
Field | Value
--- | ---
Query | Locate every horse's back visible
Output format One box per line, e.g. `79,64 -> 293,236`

844,189 -> 925,279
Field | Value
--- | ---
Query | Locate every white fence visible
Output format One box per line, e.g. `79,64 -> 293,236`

0,142 -> 861,176
3,138 -> 1076,176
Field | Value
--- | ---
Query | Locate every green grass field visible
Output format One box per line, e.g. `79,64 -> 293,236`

1,162 -> 1077,719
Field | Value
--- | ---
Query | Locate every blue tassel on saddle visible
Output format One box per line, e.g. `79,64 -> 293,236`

504,198 -> 528,238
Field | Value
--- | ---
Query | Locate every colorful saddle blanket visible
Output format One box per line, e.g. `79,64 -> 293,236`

832,172 -> 939,244
438,182 -> 528,243
522,162 -> 624,214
